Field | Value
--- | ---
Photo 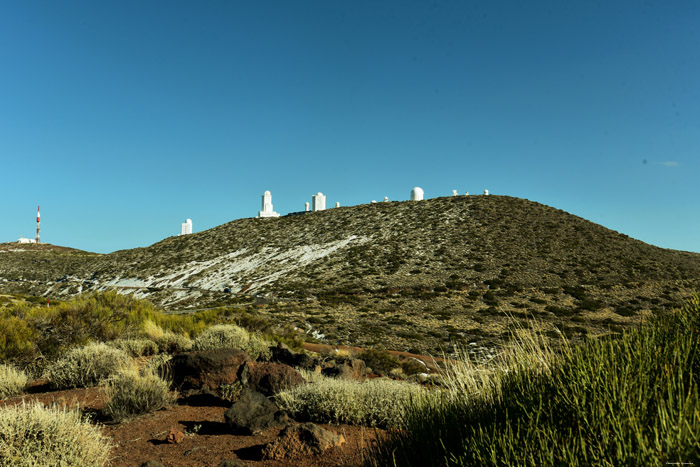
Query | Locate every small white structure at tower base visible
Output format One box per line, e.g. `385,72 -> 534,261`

180,219 -> 193,235
335,202 -> 340,208
312,192 -> 326,211
258,190 -> 280,218
17,237 -> 36,244
411,187 -> 424,201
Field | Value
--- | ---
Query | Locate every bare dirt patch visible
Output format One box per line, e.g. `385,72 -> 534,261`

2,381 -> 382,467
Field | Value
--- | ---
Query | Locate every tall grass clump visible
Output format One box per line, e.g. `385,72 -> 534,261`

0,364 -> 28,399
43,342 -> 129,389
0,401 -> 112,466
193,324 -> 272,360
102,368 -> 175,422
277,377 -> 424,428
369,299 -> 700,466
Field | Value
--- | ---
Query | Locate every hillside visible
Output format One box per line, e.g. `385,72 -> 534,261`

1,195 -> 699,353
0,243 -> 99,295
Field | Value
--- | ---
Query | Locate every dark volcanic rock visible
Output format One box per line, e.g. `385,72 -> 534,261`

239,361 -> 305,396
170,349 -> 249,391
270,342 -> 316,369
224,388 -> 289,435
321,358 -> 366,381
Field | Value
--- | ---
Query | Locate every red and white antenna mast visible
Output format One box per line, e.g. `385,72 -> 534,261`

36,205 -> 41,244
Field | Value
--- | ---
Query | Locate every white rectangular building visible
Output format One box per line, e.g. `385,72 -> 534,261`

312,192 -> 326,211
180,219 -> 193,235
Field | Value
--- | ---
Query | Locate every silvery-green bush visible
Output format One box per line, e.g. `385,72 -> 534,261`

0,364 -> 28,399
103,368 -> 175,421
0,401 -> 112,466
277,377 -> 424,428
194,324 -> 272,360
43,342 -> 129,389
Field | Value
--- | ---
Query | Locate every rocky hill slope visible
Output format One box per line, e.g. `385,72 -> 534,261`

2,195 -> 699,353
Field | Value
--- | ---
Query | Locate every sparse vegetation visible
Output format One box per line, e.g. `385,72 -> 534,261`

142,319 -> 194,353
368,296 -> 700,466
2,195 -> 700,355
43,342 -> 129,389
0,364 -> 28,399
277,376 -> 424,428
109,337 -> 159,357
193,323 -> 272,360
0,401 -> 112,466
103,368 -> 175,422
358,349 -> 401,376
193,323 -> 249,351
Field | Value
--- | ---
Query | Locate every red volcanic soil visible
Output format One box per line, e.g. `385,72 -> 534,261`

1,380 -> 383,467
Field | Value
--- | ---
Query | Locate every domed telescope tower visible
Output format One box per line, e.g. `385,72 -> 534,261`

410,187 -> 424,201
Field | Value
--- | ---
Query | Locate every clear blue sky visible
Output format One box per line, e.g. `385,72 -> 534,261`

1,1 -> 698,254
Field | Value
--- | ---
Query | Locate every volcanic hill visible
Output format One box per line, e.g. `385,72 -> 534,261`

1,195 -> 699,353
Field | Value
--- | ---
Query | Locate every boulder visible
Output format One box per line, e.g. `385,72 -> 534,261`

224,388 -> 289,435
140,462 -> 165,467
270,343 -> 316,369
262,422 -> 345,460
169,348 -> 249,391
238,361 -> 305,397
321,358 -> 366,381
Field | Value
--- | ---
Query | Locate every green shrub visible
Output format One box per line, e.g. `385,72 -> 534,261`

0,315 -> 38,361
103,368 -> 175,422
155,331 -> 194,353
219,382 -> 243,402
245,333 -> 273,360
0,401 -> 112,466
359,349 -> 401,376
109,338 -> 159,357
277,377 -> 423,428
142,319 -> 193,353
401,359 -> 426,376
0,364 -> 28,399
369,299 -> 700,466
43,342 -> 130,389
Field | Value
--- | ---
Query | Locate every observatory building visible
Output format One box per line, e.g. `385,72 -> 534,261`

258,191 -> 280,218
17,206 -> 41,244
312,192 -> 326,211
180,219 -> 193,235
411,187 -> 424,201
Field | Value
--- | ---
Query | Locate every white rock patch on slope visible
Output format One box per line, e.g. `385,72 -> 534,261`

103,235 -> 369,296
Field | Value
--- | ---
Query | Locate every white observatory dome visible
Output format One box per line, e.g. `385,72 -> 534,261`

411,187 -> 424,201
